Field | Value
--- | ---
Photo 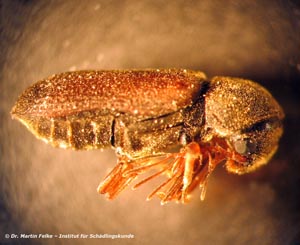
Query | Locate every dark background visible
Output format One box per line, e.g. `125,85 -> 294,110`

1,0 -> 299,244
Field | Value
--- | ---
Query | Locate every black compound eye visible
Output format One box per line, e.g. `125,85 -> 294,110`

242,118 -> 281,134
233,138 -> 257,156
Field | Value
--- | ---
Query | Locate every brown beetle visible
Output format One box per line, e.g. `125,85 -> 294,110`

11,69 -> 284,204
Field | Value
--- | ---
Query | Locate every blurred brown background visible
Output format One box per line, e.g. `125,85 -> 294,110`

1,0 -> 299,244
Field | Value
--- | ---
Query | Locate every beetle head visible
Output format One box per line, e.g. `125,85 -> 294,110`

205,77 -> 284,174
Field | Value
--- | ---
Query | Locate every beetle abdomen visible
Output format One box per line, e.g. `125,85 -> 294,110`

16,111 -> 114,150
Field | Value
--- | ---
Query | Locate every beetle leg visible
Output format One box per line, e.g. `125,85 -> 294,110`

147,177 -> 175,202
139,142 -> 202,204
181,142 -> 201,202
161,175 -> 184,204
197,153 -> 212,200
97,154 -> 174,199
97,157 -> 138,199
98,140 -> 228,203
132,167 -> 169,190
131,155 -> 181,188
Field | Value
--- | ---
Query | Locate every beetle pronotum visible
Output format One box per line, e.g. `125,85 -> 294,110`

11,69 -> 284,204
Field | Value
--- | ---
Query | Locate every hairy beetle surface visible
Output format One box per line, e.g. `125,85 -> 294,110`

11,69 -> 284,204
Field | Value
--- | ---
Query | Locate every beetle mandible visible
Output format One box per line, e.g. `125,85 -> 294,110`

11,69 -> 284,204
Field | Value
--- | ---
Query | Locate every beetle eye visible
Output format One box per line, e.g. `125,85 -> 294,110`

242,118 -> 281,134
233,138 -> 256,156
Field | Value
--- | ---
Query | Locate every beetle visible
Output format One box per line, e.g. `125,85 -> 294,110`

11,69 -> 284,204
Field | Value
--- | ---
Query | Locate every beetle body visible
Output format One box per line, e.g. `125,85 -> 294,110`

11,69 -> 284,204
